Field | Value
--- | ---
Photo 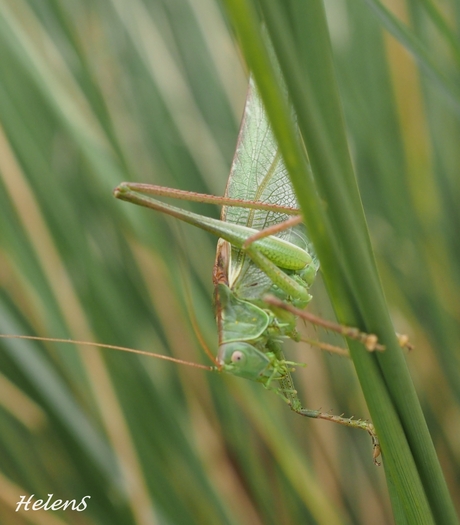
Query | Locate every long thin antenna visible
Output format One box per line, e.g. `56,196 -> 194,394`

0,334 -> 216,371
174,224 -> 219,366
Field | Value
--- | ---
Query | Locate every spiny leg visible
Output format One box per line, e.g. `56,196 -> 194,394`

266,295 -> 414,351
298,408 -> 381,466
395,333 -> 413,350
277,372 -> 381,465
298,336 -> 350,358
264,294 -> 386,351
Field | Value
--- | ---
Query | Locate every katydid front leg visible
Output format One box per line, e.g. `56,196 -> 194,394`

277,369 -> 381,465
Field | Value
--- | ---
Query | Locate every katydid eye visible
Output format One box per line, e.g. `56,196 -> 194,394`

231,351 -> 244,363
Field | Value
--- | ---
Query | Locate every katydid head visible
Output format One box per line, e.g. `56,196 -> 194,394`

217,342 -> 283,382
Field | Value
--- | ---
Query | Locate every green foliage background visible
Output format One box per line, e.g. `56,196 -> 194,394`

0,0 -> 459,524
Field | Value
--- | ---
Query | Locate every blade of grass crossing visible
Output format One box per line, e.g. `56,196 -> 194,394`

260,3 -> 458,524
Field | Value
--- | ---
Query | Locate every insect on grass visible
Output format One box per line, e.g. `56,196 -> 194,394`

0,76 -> 386,466
113,77 -> 383,465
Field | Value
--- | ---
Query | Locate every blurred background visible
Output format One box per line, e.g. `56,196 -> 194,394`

0,0 -> 459,524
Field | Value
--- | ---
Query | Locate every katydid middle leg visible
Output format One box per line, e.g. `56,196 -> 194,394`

264,294 -> 413,351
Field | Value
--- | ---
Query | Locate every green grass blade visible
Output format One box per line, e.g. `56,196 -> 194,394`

221,0 -> 459,523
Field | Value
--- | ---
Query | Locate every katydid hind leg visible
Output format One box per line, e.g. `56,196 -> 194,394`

245,246 -> 312,306
115,182 -> 299,215
242,215 -> 303,249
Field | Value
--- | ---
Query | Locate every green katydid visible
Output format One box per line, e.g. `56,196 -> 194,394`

113,77 -> 383,464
